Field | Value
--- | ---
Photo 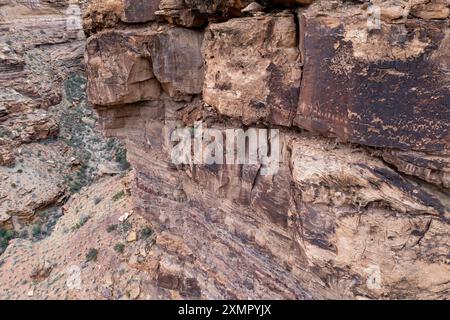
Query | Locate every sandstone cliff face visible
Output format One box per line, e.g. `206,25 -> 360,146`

84,0 -> 449,299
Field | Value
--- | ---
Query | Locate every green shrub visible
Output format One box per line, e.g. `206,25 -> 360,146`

106,138 -> 115,150
140,227 -> 153,239
115,148 -> 131,171
31,224 -> 42,238
118,221 -> 132,234
106,224 -> 118,233
112,191 -> 125,202
85,248 -> 98,262
71,215 -> 90,231
0,228 -> 16,254
114,243 -> 125,254
0,229 -> 14,240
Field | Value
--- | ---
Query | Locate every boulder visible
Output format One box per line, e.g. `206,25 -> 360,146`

86,26 -> 204,106
83,0 -> 161,35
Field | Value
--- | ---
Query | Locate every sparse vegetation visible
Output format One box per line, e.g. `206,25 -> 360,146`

71,214 -> 90,231
0,228 -> 15,254
112,190 -> 125,202
140,227 -> 153,239
69,163 -> 90,193
106,224 -> 118,233
114,243 -> 125,254
106,138 -> 115,150
65,73 -> 86,103
115,148 -> 131,171
118,221 -> 132,234
57,74 -> 132,197
31,224 -> 42,238
85,248 -> 98,262
30,207 -> 63,241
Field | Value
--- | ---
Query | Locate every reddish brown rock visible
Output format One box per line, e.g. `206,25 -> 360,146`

80,0 -> 450,300
203,13 -> 301,126
290,137 -> 446,216
156,0 -> 208,27
85,29 -> 162,106
0,142 -> 15,167
147,28 -> 204,99
183,0 -> 253,18
83,0 -> 161,35
122,0 -> 161,23
294,4 -> 450,154
410,0 -> 450,20
382,149 -> 450,190
92,82 -> 449,299
265,0 -> 314,6
155,0 -> 309,27
85,26 -> 204,106
0,0 -> 84,112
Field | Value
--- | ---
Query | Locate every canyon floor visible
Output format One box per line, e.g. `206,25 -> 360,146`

0,172 -> 161,300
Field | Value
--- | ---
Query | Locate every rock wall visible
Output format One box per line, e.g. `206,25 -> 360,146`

83,0 -> 449,299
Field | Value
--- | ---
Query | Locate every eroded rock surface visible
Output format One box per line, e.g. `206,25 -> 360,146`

294,2 -> 450,154
85,25 -> 203,105
203,13 -> 301,126
0,173 -> 163,300
83,0 -> 161,35
0,0 -> 131,246
82,0 -> 450,300
1,0 -> 447,300
0,0 -> 85,225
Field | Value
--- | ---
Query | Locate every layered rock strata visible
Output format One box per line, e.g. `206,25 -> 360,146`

0,0 -> 85,167
84,0 -> 450,299
0,1 -> 128,234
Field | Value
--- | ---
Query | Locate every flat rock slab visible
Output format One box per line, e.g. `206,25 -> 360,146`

122,0 -> 160,23
203,13 -> 301,126
294,7 -> 450,154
